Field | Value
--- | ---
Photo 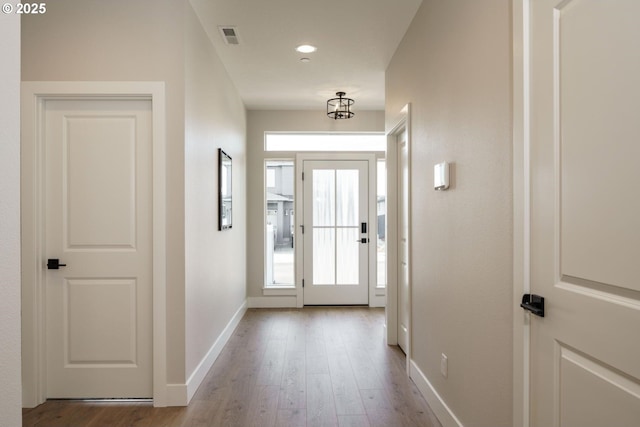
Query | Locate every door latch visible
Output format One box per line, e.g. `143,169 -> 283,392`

47,259 -> 67,270
520,294 -> 545,317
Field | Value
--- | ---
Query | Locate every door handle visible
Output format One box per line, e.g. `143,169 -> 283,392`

47,259 -> 67,270
356,238 -> 369,244
520,294 -> 544,317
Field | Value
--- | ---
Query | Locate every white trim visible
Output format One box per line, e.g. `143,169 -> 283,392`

371,286 -> 386,307
150,84 -> 168,408
367,154 -> 379,307
165,384 -> 188,407
410,359 -> 464,427
185,301 -> 247,404
512,1 -> 531,426
20,81 -> 167,407
295,157 -> 304,308
262,287 -> 297,296
248,296 -> 298,308
385,104 -> 411,375
368,296 -> 386,308
385,137 -> 398,345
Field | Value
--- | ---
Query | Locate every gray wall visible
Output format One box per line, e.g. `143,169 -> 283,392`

0,12 -> 22,427
184,4 -> 247,379
386,0 -> 513,425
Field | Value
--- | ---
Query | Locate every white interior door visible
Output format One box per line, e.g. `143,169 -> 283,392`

303,160 -> 369,305
45,98 -> 153,398
398,131 -> 409,354
528,1 -> 640,425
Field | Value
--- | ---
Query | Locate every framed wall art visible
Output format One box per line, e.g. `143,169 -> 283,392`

218,149 -> 232,230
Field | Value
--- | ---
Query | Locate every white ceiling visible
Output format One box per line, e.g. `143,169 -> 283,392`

190,0 -> 422,110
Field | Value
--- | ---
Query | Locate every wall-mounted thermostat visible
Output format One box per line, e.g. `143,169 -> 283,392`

434,162 -> 450,190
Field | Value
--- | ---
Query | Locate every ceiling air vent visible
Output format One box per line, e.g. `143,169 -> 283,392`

219,26 -> 240,45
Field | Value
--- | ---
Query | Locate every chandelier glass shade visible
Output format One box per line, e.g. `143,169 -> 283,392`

327,92 -> 354,120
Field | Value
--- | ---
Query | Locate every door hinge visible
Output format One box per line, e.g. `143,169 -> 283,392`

302,279 -> 305,288
301,224 -> 304,234
302,172 -> 305,181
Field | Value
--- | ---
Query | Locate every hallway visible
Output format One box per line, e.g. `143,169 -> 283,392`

23,308 -> 441,427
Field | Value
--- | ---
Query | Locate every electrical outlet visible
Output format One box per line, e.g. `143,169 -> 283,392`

441,353 -> 448,378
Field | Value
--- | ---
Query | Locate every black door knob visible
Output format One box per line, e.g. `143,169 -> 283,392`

520,294 -> 544,317
47,259 -> 67,270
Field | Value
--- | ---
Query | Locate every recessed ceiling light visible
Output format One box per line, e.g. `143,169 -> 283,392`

296,44 -> 317,53
300,57 -> 311,63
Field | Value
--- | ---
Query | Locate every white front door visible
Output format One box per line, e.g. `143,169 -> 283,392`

45,98 -> 153,398
303,160 -> 369,305
397,131 -> 409,354
528,1 -> 640,425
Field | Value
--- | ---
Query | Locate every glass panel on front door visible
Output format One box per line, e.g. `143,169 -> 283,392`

311,169 -> 360,286
303,159 -> 369,305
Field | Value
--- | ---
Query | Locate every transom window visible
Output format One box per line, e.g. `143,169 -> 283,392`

265,133 -> 386,152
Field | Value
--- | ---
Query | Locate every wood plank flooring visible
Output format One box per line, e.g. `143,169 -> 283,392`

23,307 -> 442,427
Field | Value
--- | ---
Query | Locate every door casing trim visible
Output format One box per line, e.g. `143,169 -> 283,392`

21,81 -> 168,407
512,1 -> 531,426
385,104 -> 411,374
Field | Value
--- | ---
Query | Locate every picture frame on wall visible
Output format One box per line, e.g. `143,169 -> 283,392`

218,149 -> 232,230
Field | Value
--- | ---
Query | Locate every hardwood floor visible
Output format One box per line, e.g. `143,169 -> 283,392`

23,307 -> 442,427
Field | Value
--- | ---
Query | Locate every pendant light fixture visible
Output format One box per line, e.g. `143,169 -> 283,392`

327,91 -> 354,120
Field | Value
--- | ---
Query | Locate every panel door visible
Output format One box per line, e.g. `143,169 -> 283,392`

303,160 -> 369,305
529,1 -> 640,425
45,99 -> 153,398
398,132 -> 409,353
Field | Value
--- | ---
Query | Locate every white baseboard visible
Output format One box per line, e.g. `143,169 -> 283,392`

165,383 -> 188,407
183,300 -> 248,404
410,359 -> 464,427
369,294 -> 386,308
247,296 -> 297,308
248,295 -> 383,308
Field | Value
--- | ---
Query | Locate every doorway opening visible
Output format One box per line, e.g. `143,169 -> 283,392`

263,133 -> 385,307
21,82 -> 168,407
385,104 -> 411,373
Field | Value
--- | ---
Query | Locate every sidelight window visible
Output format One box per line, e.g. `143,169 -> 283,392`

265,161 -> 295,288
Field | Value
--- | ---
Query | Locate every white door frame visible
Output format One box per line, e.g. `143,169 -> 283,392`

21,82 -> 168,407
512,1 -> 530,426
295,152 -> 377,308
385,104 -> 411,374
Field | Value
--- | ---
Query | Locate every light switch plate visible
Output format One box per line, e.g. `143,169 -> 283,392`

434,162 -> 450,190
